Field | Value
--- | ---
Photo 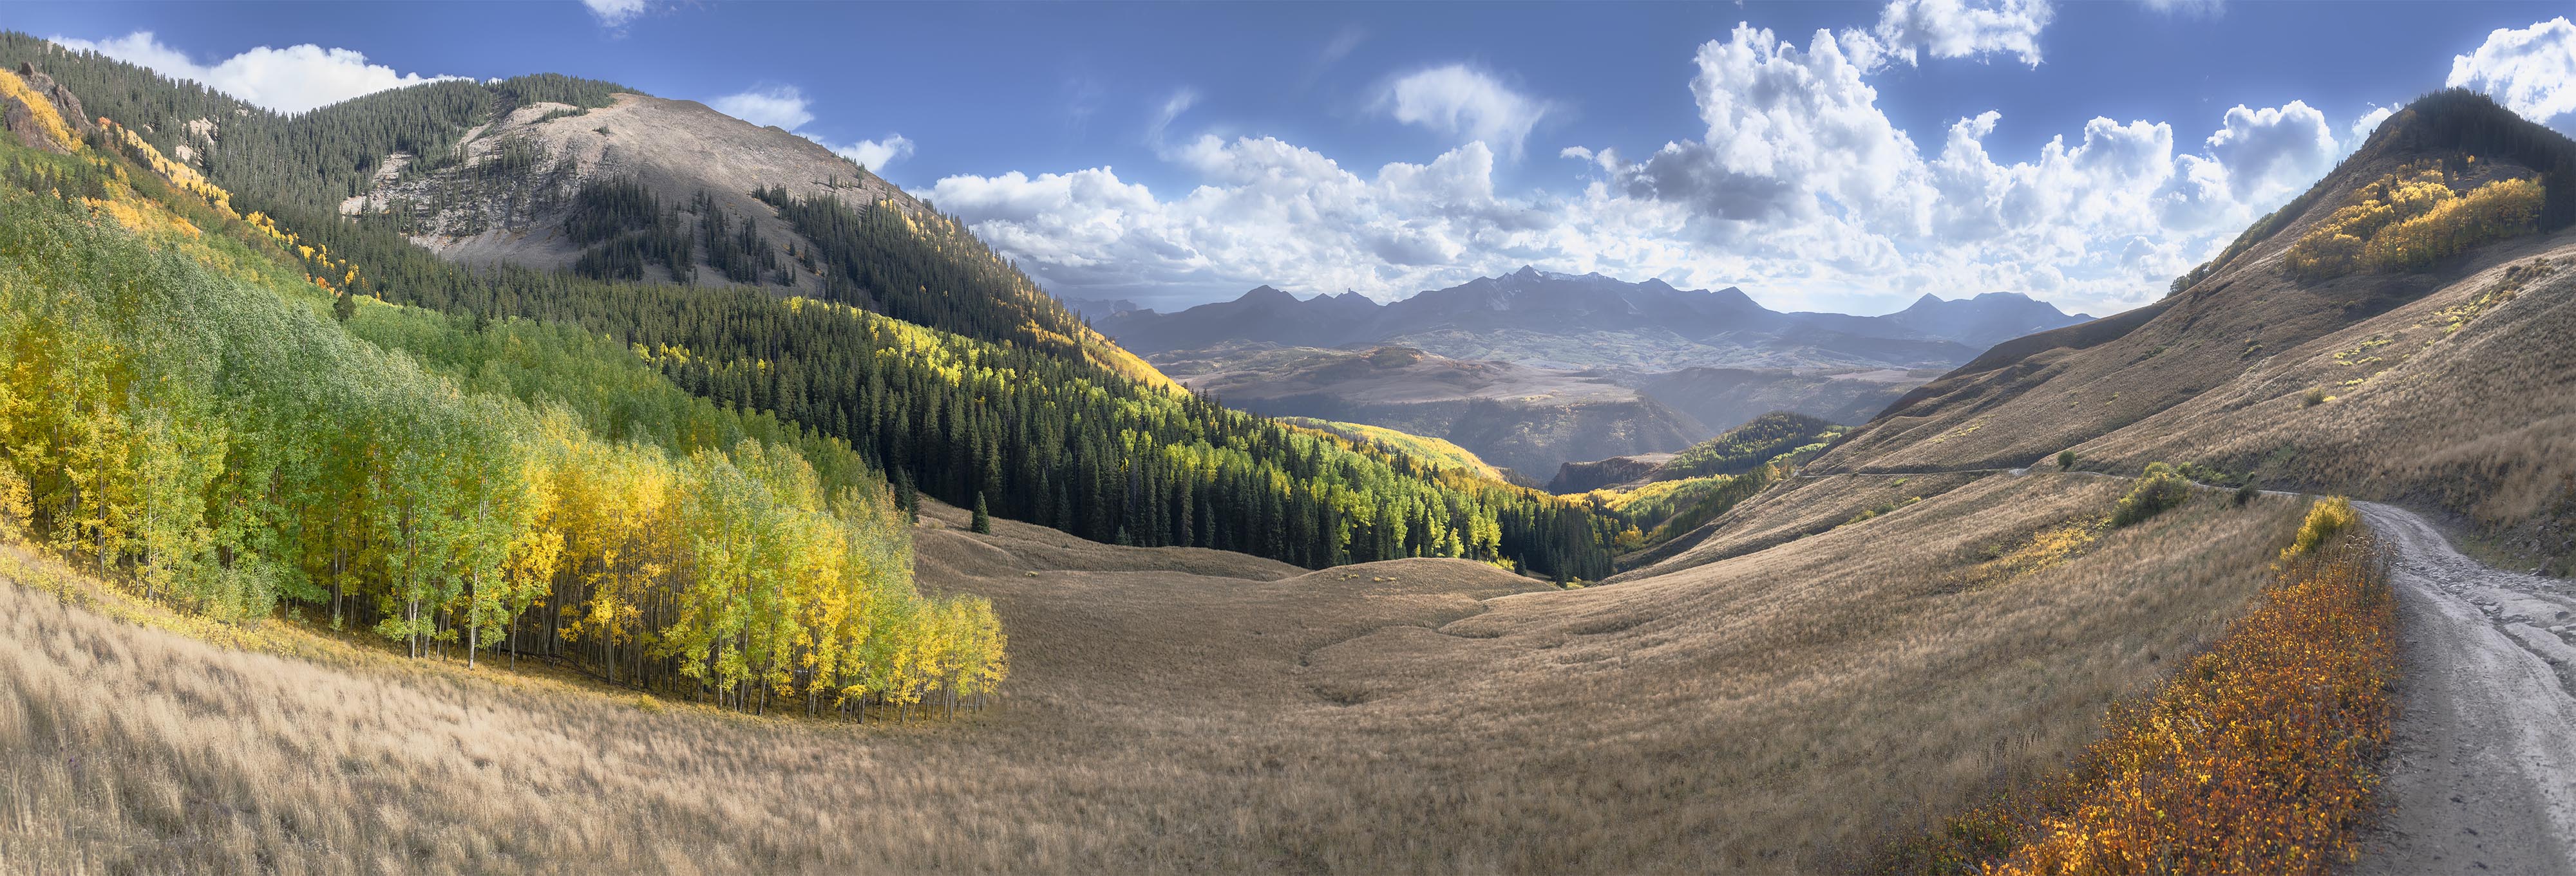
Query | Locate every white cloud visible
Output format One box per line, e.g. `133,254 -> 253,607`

2201,100 -> 2338,202
2448,17 -> 2576,127
2348,105 -> 2394,145
48,32 -> 461,115
826,135 -> 915,171
922,6 -> 2426,317
1379,65 -> 1554,158
713,84 -> 912,171
712,85 -> 815,130
2138,0 -> 2223,18
1845,0 -> 2053,70
1149,88 -> 1198,145
583,0 -> 648,26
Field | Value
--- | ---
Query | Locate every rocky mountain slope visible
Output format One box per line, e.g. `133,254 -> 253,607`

341,91 -> 913,296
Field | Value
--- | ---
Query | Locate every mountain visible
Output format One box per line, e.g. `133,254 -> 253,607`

1799,89 -> 2576,572
0,42 -> 1627,581
0,34 -> 1167,387
1062,296 -> 1144,320
1156,343 -> 1710,476
1099,267 -> 2092,371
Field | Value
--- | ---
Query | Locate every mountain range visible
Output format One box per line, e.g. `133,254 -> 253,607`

1098,269 -> 2091,371
1113,269 -> 2089,475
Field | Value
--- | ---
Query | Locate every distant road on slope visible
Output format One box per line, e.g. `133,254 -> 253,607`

2353,501 -> 2576,875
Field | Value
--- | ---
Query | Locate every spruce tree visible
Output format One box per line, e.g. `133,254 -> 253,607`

972,491 -> 990,534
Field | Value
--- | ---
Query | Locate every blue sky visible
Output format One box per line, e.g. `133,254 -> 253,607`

12,1 -> 2576,315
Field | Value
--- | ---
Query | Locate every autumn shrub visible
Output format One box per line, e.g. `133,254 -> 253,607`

2282,496 -> 2360,563
1888,508 -> 2396,875
2110,462 -> 2192,527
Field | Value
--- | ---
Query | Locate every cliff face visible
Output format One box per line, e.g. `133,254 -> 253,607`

2,63 -> 97,154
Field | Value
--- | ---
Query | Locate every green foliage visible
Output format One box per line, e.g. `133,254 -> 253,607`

0,167 -> 994,716
2112,463 -> 2193,528
2,35 -> 1624,579
1,34 -> 629,214
236,192 -> 1619,579
2233,483 -> 2260,507
753,184 -> 1104,365
1657,412 -> 1844,481
972,492 -> 990,534
2056,449 -> 2078,471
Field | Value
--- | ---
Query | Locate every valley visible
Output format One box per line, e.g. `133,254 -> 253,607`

5,7 -> 2576,874
1121,276 -> 2083,475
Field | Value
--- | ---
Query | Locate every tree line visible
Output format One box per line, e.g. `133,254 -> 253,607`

1,35 -> 1626,579
0,141 -> 1001,720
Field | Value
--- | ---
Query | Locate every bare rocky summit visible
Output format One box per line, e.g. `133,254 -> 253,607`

346,91 -> 920,295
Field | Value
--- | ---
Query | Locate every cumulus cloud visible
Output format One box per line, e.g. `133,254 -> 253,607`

1379,65 -> 1554,158
2448,17 -> 2576,127
583,0 -> 649,26
712,85 -> 817,130
2201,100 -> 2338,202
48,31 -> 460,115
924,6 -> 2412,316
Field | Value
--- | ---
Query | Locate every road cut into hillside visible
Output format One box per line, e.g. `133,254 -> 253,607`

2353,501 -> 2576,875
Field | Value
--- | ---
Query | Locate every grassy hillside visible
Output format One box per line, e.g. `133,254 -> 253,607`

1815,89 -> 2576,570
1,466 -> 2312,872
0,92 -> 1001,714
0,45 -> 1625,579
1276,417 -> 1515,482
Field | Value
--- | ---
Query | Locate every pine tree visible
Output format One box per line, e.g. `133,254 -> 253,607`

972,491 -> 990,534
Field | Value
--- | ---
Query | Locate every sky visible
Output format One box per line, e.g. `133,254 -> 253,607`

10,1 -> 2576,316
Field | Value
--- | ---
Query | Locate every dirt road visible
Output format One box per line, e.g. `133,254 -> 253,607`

2354,501 -> 2576,875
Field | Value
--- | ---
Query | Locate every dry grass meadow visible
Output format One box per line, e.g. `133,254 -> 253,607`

2,478 -> 2307,873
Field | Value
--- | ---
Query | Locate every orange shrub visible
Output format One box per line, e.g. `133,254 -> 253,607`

1889,510 -> 2396,875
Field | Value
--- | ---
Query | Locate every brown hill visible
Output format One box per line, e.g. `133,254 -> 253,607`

1809,90 -> 2576,571
345,92 -> 913,294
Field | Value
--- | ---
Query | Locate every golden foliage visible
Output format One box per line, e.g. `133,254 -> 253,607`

1893,513 -> 2396,875
2288,162 -> 2543,278
2281,496 -> 2359,563
0,70 -> 78,152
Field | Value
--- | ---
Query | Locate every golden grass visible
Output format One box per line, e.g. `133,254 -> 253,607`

1891,514 -> 2396,874
1,477 -> 2304,873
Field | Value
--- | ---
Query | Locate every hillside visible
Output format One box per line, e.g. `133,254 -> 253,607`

1,467 -> 2311,872
1274,418 -> 1520,484
1811,89 -> 2576,572
1160,343 -> 1711,475
0,32 -> 1169,389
